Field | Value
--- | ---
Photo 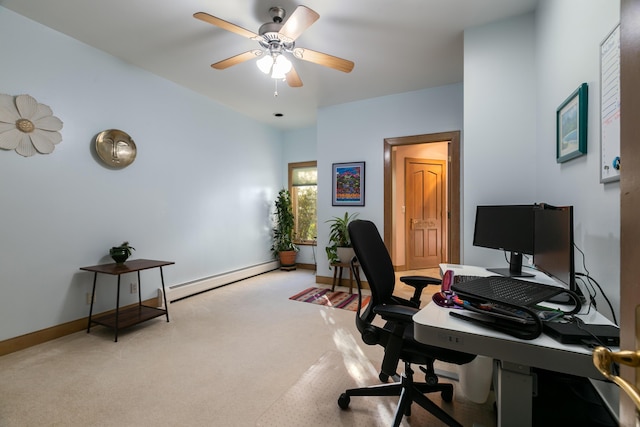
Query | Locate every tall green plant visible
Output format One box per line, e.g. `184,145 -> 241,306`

271,189 -> 298,257
325,212 -> 358,264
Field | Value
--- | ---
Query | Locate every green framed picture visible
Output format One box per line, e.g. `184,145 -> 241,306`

556,83 -> 588,163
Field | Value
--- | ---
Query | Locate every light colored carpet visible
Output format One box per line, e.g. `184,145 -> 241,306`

257,350 -> 495,427
0,268 -> 495,426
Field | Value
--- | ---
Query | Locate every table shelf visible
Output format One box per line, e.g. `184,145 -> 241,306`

90,305 -> 167,330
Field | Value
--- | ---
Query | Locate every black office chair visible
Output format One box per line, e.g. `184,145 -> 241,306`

337,220 -> 476,427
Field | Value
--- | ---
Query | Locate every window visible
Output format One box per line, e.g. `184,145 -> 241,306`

289,161 -> 317,244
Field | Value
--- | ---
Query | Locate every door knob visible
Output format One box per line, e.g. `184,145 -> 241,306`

593,346 -> 640,409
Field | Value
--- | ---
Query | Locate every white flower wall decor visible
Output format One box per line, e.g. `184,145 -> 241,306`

0,94 -> 63,157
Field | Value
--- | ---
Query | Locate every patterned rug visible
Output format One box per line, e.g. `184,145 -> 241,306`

289,287 -> 370,311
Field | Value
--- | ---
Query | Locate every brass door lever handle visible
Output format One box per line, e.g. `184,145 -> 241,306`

593,346 -> 640,409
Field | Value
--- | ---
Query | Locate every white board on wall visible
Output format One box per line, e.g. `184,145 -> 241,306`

600,24 -> 621,183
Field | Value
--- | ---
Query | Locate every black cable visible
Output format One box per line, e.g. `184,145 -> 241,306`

502,250 -> 510,267
574,275 -> 595,313
574,243 -> 618,326
576,272 -> 617,326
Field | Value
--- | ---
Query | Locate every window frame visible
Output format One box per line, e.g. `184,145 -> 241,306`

288,161 -> 317,246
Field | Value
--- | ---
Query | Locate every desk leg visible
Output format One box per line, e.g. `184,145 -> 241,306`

137,271 -> 142,306
87,273 -> 97,333
160,267 -> 170,322
496,361 -> 533,427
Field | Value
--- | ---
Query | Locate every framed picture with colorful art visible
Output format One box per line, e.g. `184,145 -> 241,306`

332,161 -> 365,206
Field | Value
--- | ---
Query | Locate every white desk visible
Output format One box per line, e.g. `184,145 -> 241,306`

413,264 -> 618,427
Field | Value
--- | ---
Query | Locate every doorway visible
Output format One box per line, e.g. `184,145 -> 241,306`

383,131 -> 461,270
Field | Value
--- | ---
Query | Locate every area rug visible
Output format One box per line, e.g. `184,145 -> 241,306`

289,287 -> 370,311
256,350 -> 496,427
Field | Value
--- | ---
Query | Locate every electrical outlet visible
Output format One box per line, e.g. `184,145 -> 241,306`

157,288 -> 164,308
130,282 -> 138,294
86,292 -> 95,305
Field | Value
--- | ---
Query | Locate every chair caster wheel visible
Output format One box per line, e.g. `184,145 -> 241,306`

425,373 -> 438,386
420,366 -> 439,386
379,372 -> 389,382
441,389 -> 454,402
338,393 -> 351,409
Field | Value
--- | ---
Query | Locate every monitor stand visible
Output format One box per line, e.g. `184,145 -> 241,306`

487,252 -> 534,278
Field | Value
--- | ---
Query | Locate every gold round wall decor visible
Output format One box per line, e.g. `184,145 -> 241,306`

95,129 -> 136,168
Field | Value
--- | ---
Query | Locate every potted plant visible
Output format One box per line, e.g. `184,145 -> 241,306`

109,241 -> 135,264
325,212 -> 359,264
271,189 -> 298,270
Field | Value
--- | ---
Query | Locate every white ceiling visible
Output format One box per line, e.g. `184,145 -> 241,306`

1,0 -> 538,129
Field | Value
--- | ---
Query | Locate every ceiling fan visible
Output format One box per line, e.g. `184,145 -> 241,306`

193,5 -> 354,88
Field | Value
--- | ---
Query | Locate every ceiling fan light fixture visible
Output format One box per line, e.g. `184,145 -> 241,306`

256,54 -> 274,74
196,5 -> 354,89
271,55 -> 292,79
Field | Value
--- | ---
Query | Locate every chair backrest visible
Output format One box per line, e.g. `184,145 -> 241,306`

348,220 -> 397,325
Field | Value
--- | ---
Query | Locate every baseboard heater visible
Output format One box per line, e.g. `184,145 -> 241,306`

163,261 -> 279,303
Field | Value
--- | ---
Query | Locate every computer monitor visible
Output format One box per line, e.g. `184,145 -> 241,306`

534,204 -> 584,302
473,204 -> 536,277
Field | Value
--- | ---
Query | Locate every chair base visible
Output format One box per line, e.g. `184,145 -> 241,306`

338,364 -> 463,427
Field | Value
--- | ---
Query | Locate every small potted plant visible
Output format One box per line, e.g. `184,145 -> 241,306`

325,212 -> 359,264
271,189 -> 298,270
110,241 -> 135,264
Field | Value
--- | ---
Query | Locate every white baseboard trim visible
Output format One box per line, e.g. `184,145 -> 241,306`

164,261 -> 279,303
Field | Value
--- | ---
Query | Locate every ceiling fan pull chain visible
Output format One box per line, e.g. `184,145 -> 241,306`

274,79 -> 279,97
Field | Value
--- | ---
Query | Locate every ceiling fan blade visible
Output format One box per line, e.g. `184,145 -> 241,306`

211,50 -> 263,70
194,12 -> 260,40
292,48 -> 354,73
286,66 -> 303,87
279,6 -> 319,41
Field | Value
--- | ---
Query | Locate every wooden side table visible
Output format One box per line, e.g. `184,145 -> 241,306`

330,261 -> 360,294
80,259 -> 174,342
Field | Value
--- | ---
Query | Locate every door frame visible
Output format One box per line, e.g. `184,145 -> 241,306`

383,131 -> 461,265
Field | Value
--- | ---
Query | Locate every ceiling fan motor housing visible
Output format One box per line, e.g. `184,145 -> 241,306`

258,20 -> 294,52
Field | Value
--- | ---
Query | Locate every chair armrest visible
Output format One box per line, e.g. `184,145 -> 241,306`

399,275 -> 442,306
373,304 -> 419,323
399,275 -> 441,288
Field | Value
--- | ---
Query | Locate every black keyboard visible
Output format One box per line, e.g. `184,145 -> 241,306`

451,275 -> 563,307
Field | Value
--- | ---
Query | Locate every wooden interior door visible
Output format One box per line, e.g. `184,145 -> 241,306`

618,0 -> 640,423
405,158 -> 446,269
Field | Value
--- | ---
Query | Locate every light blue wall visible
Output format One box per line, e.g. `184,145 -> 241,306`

463,14 -> 538,266
0,8 -> 283,341
316,84 -> 465,280
463,1 -> 620,321
535,0 -> 620,319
